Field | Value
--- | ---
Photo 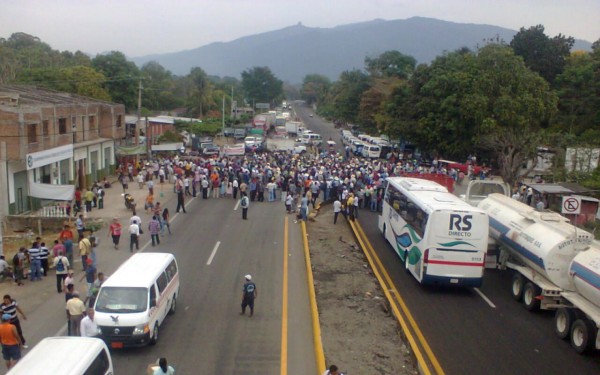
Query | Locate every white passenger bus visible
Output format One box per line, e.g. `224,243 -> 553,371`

378,177 -> 489,286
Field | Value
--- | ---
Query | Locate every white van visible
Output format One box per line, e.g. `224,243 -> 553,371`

8,337 -> 113,375
361,144 -> 381,158
94,252 -> 179,348
301,132 -> 323,146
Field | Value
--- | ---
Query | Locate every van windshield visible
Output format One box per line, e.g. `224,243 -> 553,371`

95,287 -> 148,313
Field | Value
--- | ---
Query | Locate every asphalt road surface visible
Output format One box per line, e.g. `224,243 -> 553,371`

291,102 -> 600,374
109,197 -> 317,374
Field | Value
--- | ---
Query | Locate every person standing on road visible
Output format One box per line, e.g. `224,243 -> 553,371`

240,275 -> 257,317
27,242 -> 42,281
0,296 -> 27,349
78,234 -> 92,272
108,217 -> 122,250
333,198 -> 342,224
39,242 -> 49,277
80,259 -> 96,306
175,176 -> 187,213
240,192 -> 249,220
53,250 -> 70,293
322,364 -> 341,375
162,208 -> 172,235
59,224 -> 74,266
66,291 -> 86,336
75,215 -> 85,242
129,220 -> 140,252
149,216 -> 161,246
0,313 -> 23,370
80,308 -> 98,338
147,357 -> 175,375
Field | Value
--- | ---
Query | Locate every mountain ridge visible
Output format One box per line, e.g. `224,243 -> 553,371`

131,17 -> 592,83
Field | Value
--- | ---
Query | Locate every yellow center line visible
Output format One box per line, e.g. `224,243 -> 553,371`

281,216 -> 289,375
354,223 -> 445,375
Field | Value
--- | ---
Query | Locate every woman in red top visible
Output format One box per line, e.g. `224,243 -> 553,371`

107,218 -> 122,250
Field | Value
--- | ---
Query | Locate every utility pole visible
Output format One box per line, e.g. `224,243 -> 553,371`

136,78 -> 142,146
230,86 -> 234,118
222,94 -> 225,133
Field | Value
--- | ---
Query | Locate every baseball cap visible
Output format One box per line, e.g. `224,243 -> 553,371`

245,274 -> 252,281
2,314 -> 11,321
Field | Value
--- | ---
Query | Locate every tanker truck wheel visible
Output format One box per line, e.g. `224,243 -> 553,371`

511,273 -> 524,301
570,318 -> 597,354
554,308 -> 579,340
522,282 -> 541,311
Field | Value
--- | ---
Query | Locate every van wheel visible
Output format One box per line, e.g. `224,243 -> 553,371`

511,273 -> 524,301
149,324 -> 159,345
523,282 -> 541,311
570,318 -> 597,354
169,296 -> 177,315
404,251 -> 410,273
382,224 -> 386,239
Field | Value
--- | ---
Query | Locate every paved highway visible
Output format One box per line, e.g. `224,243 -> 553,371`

109,197 -> 317,374
293,101 -> 600,374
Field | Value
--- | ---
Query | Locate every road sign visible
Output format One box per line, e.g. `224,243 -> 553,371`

255,103 -> 270,109
562,196 -> 581,214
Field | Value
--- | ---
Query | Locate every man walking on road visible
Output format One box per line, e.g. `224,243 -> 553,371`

1,296 -> 27,349
240,274 -> 257,317
53,250 -> 70,293
66,291 -> 86,336
240,192 -> 249,220
0,313 -> 23,370
129,220 -> 140,252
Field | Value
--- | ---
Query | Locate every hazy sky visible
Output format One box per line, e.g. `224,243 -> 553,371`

2,0 -> 598,57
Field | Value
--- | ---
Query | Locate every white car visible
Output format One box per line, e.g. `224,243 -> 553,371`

293,143 -> 307,154
244,136 -> 256,147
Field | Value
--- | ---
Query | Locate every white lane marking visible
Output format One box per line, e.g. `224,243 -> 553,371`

234,199 -> 240,210
474,287 -> 496,308
206,241 -> 221,265
54,323 -> 68,337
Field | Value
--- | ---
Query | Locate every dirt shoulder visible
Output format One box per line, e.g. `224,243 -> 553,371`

307,204 -> 417,375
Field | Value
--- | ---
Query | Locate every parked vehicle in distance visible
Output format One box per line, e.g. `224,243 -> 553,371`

223,127 -> 235,137
7,337 -> 113,375
234,128 -> 246,139
301,132 -> 323,146
201,143 -> 220,156
244,136 -> 256,148
285,121 -> 303,135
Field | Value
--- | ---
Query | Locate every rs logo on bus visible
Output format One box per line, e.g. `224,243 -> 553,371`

449,214 -> 472,231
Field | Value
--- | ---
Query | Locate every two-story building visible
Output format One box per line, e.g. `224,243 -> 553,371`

0,85 -> 125,215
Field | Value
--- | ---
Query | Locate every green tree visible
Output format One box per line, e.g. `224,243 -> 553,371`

92,51 -> 140,111
185,67 -> 212,117
510,25 -> 574,84
474,44 -> 558,186
300,74 -> 330,105
241,66 -> 283,108
553,51 -> 600,137
365,50 -> 417,79
140,61 -> 179,111
326,69 -> 370,124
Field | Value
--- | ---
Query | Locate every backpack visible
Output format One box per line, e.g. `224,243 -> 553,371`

12,253 -> 20,267
241,197 -> 249,208
56,257 -> 65,272
244,282 -> 255,296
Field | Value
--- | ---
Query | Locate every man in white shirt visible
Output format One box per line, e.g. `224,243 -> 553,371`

80,308 -> 98,338
129,220 -> 140,253
129,212 -> 142,227
333,199 -> 342,224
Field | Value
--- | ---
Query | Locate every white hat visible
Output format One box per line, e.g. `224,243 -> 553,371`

245,274 -> 252,281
